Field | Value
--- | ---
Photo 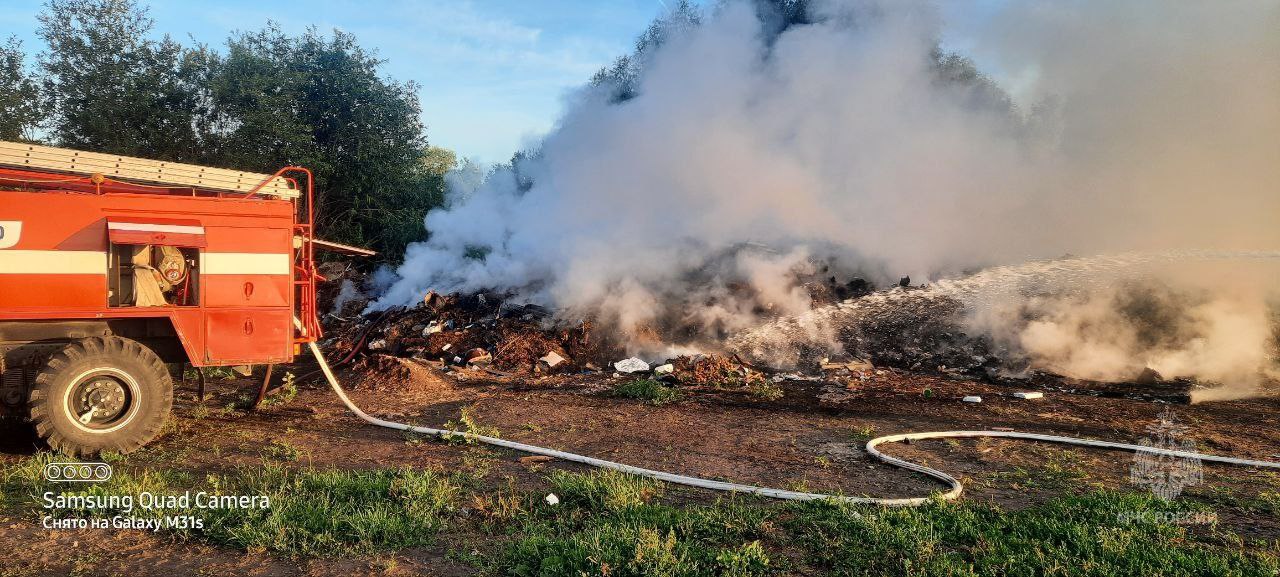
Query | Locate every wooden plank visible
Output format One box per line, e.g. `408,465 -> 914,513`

0,141 -> 299,198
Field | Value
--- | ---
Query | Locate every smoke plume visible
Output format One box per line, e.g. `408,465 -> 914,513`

377,0 -> 1279,394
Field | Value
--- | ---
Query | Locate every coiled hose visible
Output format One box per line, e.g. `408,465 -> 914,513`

306,340 -> 1280,506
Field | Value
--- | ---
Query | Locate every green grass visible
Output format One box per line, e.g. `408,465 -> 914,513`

3,454 -> 1278,574
747,380 -> 784,401
198,464 -> 459,555
784,492 -> 1277,576
980,448 -> 1088,491
2,453 -> 461,557
494,470 -> 774,576
257,373 -> 299,409
261,439 -> 304,462
442,406 -> 502,444
612,378 -> 682,405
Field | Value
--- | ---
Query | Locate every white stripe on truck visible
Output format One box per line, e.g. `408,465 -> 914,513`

0,250 -> 104,274
107,222 -> 206,235
0,250 -> 290,275
200,252 -> 291,275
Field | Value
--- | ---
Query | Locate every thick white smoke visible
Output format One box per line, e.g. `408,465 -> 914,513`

377,0 -> 1279,389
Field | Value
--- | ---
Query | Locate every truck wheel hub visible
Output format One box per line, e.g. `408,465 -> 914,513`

70,375 -> 132,429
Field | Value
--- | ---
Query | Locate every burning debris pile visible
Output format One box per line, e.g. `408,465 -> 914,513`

316,256 -> 877,381
730,253 -> 1280,401
319,248 -> 1279,405
321,287 -> 600,375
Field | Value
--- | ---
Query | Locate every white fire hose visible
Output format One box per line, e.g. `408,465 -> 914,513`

305,339 -> 1280,506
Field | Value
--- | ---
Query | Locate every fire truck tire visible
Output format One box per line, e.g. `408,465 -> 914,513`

28,337 -> 173,456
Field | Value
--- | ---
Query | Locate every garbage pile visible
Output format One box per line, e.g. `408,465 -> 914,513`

728,284 -> 1001,378
313,250 -> 891,381
313,255 -> 1034,395
320,288 -> 613,375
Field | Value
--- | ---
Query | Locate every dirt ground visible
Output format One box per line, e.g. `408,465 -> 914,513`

2,359 -> 1279,576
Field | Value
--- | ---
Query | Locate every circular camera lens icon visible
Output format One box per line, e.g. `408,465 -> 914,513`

44,462 -> 112,482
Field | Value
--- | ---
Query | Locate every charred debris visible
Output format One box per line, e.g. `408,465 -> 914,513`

313,261 -> 1201,403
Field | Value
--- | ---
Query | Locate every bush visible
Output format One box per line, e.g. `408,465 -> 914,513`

612,378 -> 682,405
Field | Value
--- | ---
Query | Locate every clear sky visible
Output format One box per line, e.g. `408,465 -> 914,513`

1,1 -> 1006,164
0,0 -> 682,163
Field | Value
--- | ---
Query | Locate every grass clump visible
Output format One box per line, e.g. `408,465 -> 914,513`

202,465 -> 459,555
549,469 -> 663,512
612,378 -> 682,405
493,470 -> 774,577
747,380 -> 783,401
261,439 -> 304,462
441,406 -> 501,444
982,448 -> 1086,491
258,372 -> 298,409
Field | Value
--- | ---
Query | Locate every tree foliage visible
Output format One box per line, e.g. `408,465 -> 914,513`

22,0 -> 448,262
204,24 -> 444,257
37,0 -> 206,161
0,37 -> 44,141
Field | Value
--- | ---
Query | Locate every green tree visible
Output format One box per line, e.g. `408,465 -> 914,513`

37,0 -> 205,161
421,145 -> 457,178
26,1 -> 445,262
0,36 -> 45,141
206,24 -> 443,259
590,0 -> 701,103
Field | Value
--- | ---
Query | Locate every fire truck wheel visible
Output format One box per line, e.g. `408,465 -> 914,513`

28,337 -> 174,456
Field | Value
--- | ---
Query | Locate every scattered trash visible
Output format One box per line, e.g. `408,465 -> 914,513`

519,455 -> 553,464
614,357 -> 650,373
1013,391 -> 1044,400
962,395 -> 982,403
544,493 -> 560,506
821,359 -> 874,373
463,348 -> 493,366
367,339 -> 388,351
441,343 -> 453,352
423,321 -> 443,336
539,351 -> 566,369
671,354 -> 762,387
653,363 -> 674,376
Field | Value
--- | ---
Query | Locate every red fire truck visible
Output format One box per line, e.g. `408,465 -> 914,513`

0,141 -> 325,455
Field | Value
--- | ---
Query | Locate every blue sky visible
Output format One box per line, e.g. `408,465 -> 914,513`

0,0 -> 682,163
1,1 -> 1006,163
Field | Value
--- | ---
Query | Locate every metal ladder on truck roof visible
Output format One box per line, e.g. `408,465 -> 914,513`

0,140 -> 299,198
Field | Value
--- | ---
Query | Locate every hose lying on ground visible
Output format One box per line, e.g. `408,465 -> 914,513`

305,339 -> 1280,506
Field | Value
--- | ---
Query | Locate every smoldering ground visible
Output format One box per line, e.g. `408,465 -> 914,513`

374,1 -> 1280,397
